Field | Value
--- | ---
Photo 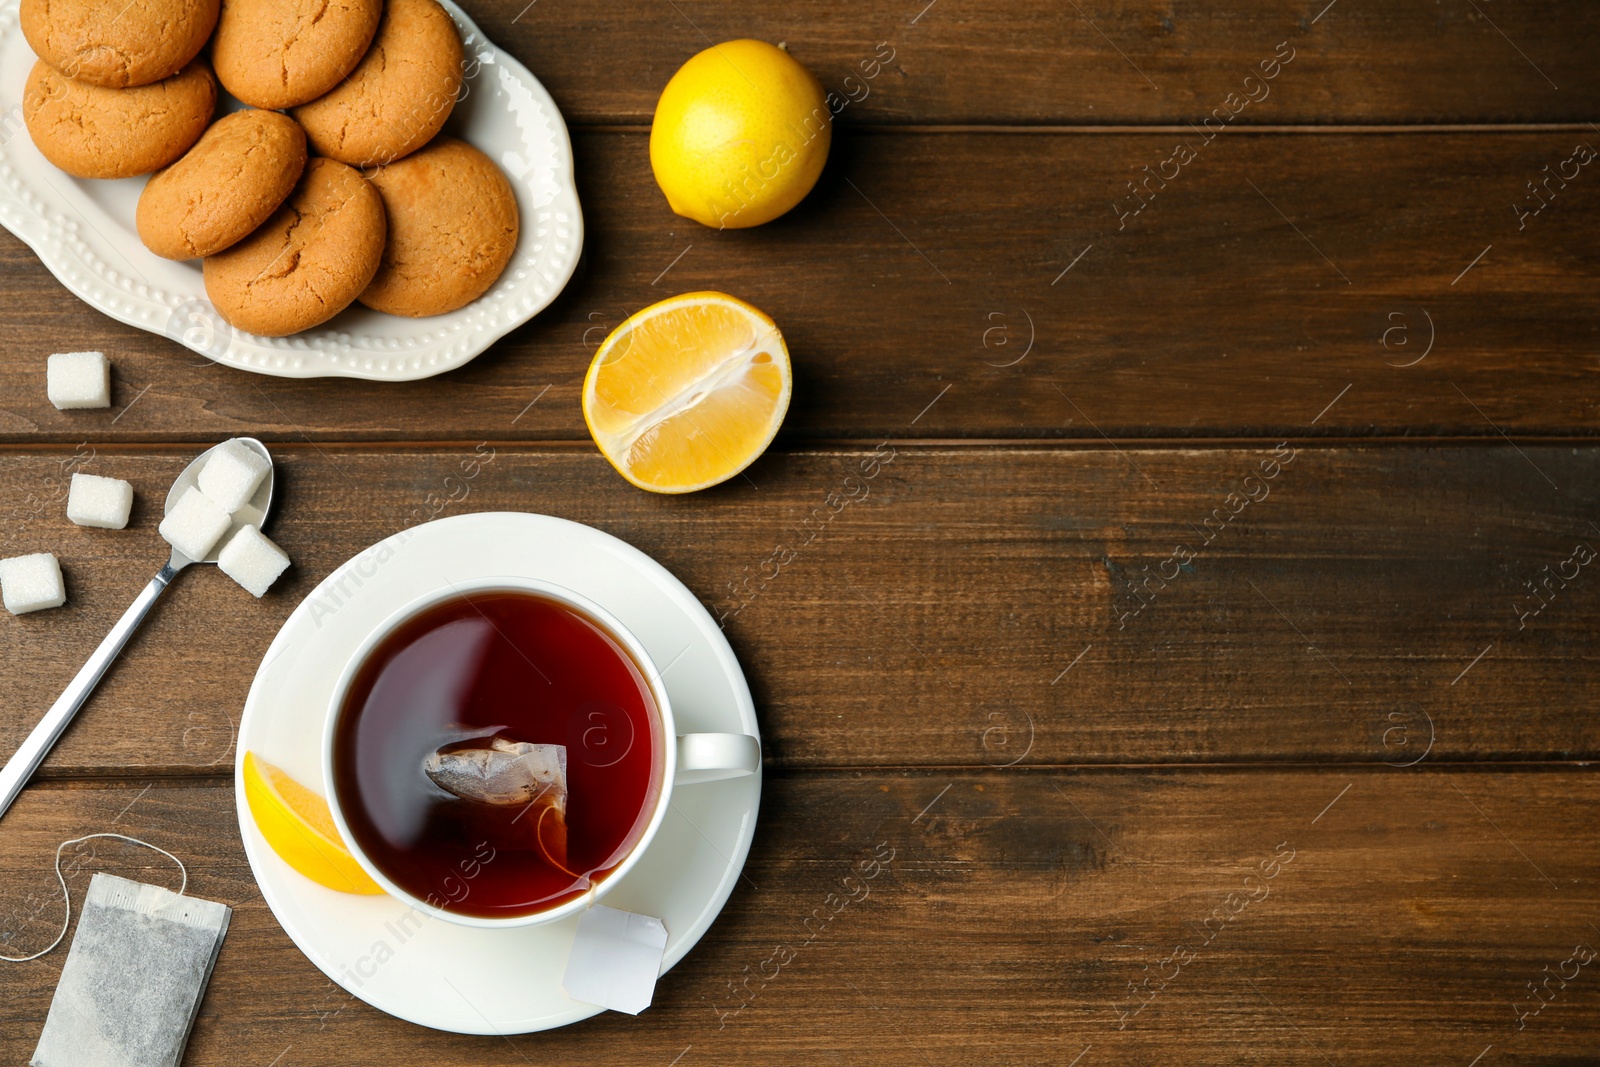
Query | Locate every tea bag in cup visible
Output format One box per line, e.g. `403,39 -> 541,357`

31,872 -> 231,1067
425,736 -> 570,868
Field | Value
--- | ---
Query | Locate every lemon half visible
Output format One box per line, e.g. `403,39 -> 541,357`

583,292 -> 792,493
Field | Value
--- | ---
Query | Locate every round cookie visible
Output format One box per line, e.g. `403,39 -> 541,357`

204,158 -> 386,337
137,110 -> 309,260
23,59 -> 216,180
293,0 -> 463,169
212,0 -> 382,110
20,0 -> 218,88
359,138 -> 519,317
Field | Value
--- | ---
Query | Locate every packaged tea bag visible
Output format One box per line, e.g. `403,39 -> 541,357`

31,872 -> 231,1067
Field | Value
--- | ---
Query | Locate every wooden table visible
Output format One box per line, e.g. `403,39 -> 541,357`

3,2 -> 1598,1062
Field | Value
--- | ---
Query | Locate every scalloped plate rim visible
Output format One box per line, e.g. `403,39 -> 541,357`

0,0 -> 583,381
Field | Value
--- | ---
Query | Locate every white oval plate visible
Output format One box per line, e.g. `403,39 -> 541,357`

233,513 -> 761,1033
0,0 -> 582,381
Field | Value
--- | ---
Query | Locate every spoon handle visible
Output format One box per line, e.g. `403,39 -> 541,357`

0,562 -> 182,822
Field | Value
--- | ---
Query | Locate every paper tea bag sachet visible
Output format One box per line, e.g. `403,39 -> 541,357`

32,873 -> 231,1067
425,737 -> 570,869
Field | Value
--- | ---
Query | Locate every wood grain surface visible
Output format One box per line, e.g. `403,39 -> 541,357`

469,1 -> 1599,126
1,0 -> 1596,1061
0,446 -> 1593,775
4,130 -> 1598,444
2,772 -> 1597,1065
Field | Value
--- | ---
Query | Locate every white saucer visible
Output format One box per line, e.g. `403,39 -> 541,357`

233,513 -> 761,1034
0,0 -> 582,380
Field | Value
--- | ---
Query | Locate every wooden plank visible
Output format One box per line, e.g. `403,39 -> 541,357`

3,130 -> 1597,444
2,770 -> 1597,1063
466,0 -> 1600,125
1,445 -> 1594,775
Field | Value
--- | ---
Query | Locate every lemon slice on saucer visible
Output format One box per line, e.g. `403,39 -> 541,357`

582,292 -> 792,494
242,751 -> 383,895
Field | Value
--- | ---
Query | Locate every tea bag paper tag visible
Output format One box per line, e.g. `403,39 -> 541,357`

561,905 -> 668,1015
32,872 -> 231,1067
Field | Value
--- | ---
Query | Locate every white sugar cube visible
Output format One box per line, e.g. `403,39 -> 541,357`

46,351 -> 111,410
158,486 -> 230,560
0,552 -> 66,614
65,473 -> 134,529
197,440 -> 270,512
217,525 -> 290,597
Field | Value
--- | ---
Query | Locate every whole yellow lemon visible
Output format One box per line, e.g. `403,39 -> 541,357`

650,40 -> 832,229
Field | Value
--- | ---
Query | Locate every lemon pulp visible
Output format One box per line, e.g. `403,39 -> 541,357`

242,751 -> 383,895
583,292 -> 792,493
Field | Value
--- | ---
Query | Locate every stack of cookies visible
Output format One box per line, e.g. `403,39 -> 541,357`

20,0 -> 521,337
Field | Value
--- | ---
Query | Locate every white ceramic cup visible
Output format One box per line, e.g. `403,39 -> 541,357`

323,575 -> 760,928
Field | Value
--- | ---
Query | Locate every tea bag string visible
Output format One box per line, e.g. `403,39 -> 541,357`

0,833 -> 187,963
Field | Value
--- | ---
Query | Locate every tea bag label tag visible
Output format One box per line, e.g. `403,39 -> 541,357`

561,905 -> 668,1015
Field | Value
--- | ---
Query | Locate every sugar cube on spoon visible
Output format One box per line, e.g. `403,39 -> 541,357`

198,439 -> 272,512
217,526 -> 290,598
158,487 -> 231,561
